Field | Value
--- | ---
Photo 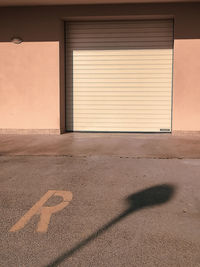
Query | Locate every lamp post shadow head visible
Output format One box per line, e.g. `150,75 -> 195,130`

125,184 -> 175,213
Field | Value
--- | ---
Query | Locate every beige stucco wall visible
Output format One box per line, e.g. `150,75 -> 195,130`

173,39 -> 200,132
0,3 -> 199,133
0,42 -> 60,131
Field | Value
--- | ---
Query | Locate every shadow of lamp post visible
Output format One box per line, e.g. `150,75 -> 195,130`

45,184 -> 175,267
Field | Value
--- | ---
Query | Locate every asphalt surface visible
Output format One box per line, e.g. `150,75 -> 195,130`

1,155 -> 200,267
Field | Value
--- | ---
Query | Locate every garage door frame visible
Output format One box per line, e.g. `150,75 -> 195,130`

64,18 -> 174,133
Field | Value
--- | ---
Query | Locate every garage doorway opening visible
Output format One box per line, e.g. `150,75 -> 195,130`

65,19 -> 174,133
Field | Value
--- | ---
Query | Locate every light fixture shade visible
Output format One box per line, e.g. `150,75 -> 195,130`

11,37 -> 23,44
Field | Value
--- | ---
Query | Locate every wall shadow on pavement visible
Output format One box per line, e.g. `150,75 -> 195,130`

45,184 -> 175,267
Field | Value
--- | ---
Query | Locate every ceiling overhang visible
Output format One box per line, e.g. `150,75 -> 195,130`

0,0 -> 199,7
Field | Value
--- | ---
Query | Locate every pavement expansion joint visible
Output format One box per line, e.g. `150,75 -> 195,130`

0,154 -> 190,160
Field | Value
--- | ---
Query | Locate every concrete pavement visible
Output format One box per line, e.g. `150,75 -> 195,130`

0,132 -> 200,158
0,133 -> 200,266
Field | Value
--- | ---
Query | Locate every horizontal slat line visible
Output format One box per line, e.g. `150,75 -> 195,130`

69,22 -> 172,25
73,57 -> 172,59
73,67 -> 172,69
69,97 -> 171,100
70,35 -> 173,39
69,39 -> 172,42
68,47 -> 173,50
68,20 -> 172,25
69,30 -> 172,34
69,25 -> 173,28
70,51 -> 172,55
72,74 -> 172,76
74,81 -> 171,84
73,54 -> 172,57
73,63 -> 172,65
73,78 -> 172,81
69,75 -> 172,77
68,43 -> 172,46
73,55 -> 172,58
67,111 -> 171,113
71,74 -> 172,76
71,125 -> 171,128
72,100 -> 171,102
67,88 -> 171,91
74,60 -> 172,62
70,131 -> 171,133
69,24 -> 173,28
68,87 -> 170,89
72,120 -> 171,123
72,52 -> 172,54
68,20 -> 172,24
71,94 -> 171,97
69,42 -> 172,45
72,69 -> 172,71
67,92 -> 171,94
70,77 -> 171,80
74,82 -> 171,84
72,114 -> 171,118
71,40 -> 173,44
68,91 -> 171,93
72,70 -> 171,72
71,94 -> 171,96
71,105 -> 171,107
72,58 -> 172,60
71,32 -> 173,35
69,122 -> 171,125
73,86 -> 171,88
69,46 -> 173,49
73,66 -> 172,68
72,49 -> 172,53
71,38 -> 173,43
70,31 -> 173,35
72,104 -> 170,106
71,114 -> 171,117
72,94 -> 172,97
73,75 -> 172,77
72,113 -> 171,115
72,125 -> 171,128
72,50 -> 173,54
71,126 -> 171,128
69,25 -> 173,30
73,64 -> 172,66
73,117 -> 171,120
71,39 -> 173,42
68,118 -> 171,121
71,69 -> 172,71
69,21 -> 172,25
70,130 -> 171,133
74,55 -> 172,57
67,109 -> 170,111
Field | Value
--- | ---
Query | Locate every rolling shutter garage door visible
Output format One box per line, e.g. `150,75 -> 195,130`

66,20 -> 173,132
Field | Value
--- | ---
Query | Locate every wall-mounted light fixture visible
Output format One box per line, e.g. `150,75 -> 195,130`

11,37 -> 23,44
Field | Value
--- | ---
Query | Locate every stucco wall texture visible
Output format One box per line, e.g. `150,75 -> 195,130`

0,3 -> 200,133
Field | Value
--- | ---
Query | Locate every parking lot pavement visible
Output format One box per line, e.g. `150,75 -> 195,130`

1,155 -> 200,267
